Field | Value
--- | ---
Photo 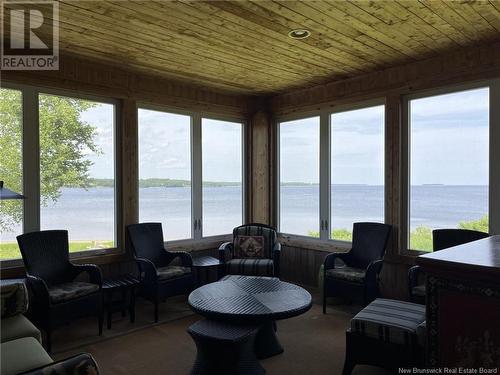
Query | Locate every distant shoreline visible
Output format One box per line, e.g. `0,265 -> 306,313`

80,179 -> 488,189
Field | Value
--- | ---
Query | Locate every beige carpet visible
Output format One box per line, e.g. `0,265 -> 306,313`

52,295 -> 388,375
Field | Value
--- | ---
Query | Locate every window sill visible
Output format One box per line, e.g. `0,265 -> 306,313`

164,234 -> 232,252
278,233 -> 351,253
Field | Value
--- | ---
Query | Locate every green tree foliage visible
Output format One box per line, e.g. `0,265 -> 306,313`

309,215 -> 488,252
0,90 -> 99,232
458,215 -> 488,232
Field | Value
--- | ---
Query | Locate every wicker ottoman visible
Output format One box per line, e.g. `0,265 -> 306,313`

187,319 -> 265,375
343,298 -> 426,374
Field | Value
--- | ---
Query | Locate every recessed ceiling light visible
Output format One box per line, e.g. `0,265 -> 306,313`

288,29 -> 311,40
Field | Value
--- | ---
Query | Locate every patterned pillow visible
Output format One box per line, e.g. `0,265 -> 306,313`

235,235 -> 264,258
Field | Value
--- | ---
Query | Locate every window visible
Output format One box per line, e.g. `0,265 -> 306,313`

39,93 -> 116,251
331,106 -> 385,241
202,118 -> 243,237
138,109 -> 245,241
138,109 -> 192,241
279,117 -> 320,237
0,88 -> 23,260
408,87 -> 489,251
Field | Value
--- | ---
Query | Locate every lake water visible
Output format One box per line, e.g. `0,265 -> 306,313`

0,185 -> 488,242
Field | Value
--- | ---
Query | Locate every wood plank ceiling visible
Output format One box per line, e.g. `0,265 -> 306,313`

17,1 -> 500,94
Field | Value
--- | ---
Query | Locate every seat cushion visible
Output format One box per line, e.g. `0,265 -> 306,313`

156,266 -> 191,281
1,314 -> 42,344
226,259 -> 274,277
412,284 -> 426,297
0,337 -> 53,375
326,266 -> 366,282
48,282 -> 99,304
351,298 -> 426,345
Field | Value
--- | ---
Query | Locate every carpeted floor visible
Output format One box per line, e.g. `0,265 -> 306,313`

52,293 -> 389,375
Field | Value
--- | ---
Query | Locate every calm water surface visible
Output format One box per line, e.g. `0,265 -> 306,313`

0,185 -> 488,241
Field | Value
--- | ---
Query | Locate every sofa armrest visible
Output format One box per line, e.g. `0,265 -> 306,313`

1,280 -> 29,318
19,353 -> 100,375
218,242 -> 233,263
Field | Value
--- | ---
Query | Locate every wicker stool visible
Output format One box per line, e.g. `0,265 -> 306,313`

343,298 -> 426,374
187,320 -> 265,375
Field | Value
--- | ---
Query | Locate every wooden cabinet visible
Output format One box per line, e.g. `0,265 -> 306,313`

417,236 -> 500,368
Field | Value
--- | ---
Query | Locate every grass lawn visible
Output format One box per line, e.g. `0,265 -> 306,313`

0,240 -> 114,260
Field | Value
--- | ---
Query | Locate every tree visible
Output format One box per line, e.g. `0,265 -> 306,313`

0,89 -> 100,232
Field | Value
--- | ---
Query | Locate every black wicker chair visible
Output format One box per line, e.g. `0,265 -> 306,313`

408,228 -> 489,304
126,223 -> 195,322
323,222 -> 392,311
16,230 -> 103,352
218,223 -> 281,278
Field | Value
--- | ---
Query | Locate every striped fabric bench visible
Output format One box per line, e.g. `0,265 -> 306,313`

343,298 -> 426,374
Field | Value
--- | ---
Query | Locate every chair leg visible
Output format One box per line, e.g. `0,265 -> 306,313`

154,300 -> 159,323
343,331 -> 355,375
323,281 -> 327,314
98,311 -> 103,336
46,328 -> 52,353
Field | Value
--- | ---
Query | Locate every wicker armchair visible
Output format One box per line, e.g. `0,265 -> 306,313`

126,223 -> 195,322
16,230 -> 103,352
408,228 -> 489,304
218,223 -> 281,278
323,222 -> 392,311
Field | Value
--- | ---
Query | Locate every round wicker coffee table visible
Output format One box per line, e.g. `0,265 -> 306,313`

188,275 -> 312,359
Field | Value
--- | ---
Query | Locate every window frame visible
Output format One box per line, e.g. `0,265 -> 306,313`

1,82 -> 122,266
401,80 -> 500,255
275,98 -> 385,247
137,103 -> 247,245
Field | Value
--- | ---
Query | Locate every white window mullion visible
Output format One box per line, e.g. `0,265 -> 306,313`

22,87 -> 40,234
319,112 -> 330,240
192,113 -> 202,240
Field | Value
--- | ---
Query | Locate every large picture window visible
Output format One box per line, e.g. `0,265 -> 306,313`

408,87 -> 489,251
39,93 -> 116,251
138,109 -> 192,241
0,88 -> 23,260
279,117 -> 320,237
278,104 -> 385,242
138,110 -> 245,242
331,105 -> 385,241
202,118 -> 243,237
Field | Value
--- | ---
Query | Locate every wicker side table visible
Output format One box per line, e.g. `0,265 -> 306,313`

187,319 -> 265,375
102,275 -> 139,329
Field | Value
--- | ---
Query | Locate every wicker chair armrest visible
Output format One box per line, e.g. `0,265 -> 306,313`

218,242 -> 233,263
165,251 -> 193,267
408,265 -> 422,290
324,252 -> 349,270
19,353 -> 100,375
366,259 -> 384,282
71,264 -> 102,287
25,275 -> 50,307
135,257 -> 158,284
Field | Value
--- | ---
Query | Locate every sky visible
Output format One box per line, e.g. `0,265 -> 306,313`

81,87 -> 489,185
